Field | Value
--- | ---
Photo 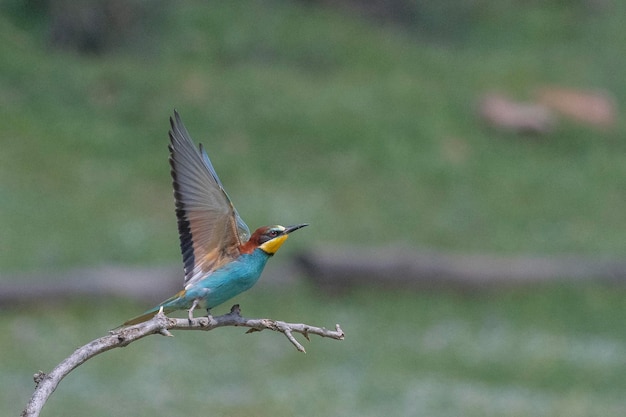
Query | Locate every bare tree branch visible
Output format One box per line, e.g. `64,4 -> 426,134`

21,304 -> 344,417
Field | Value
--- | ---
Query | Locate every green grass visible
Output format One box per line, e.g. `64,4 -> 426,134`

5,284 -> 626,417
2,1 -> 626,416
1,0 -> 626,271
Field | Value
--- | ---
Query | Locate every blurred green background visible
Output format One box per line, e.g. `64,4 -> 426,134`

2,0 -> 626,416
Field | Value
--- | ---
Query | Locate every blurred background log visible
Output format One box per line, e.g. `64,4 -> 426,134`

0,266 -> 179,306
0,262 -> 301,306
3,249 -> 626,305
297,247 -> 626,292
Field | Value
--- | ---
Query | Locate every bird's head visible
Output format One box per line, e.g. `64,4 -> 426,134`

242,224 -> 308,255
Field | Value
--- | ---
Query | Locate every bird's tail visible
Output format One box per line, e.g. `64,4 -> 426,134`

117,290 -> 186,328
121,305 -> 177,327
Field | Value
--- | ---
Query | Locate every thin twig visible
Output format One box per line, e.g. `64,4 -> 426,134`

21,304 -> 344,417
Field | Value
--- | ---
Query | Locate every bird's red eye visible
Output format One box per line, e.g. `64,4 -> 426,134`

269,230 -> 278,237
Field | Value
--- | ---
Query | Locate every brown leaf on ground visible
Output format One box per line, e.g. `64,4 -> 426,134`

536,87 -> 617,129
478,93 -> 555,135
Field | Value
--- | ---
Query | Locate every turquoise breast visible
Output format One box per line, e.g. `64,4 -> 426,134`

185,248 -> 271,309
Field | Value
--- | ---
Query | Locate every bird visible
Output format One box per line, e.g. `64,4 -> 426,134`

122,111 -> 307,326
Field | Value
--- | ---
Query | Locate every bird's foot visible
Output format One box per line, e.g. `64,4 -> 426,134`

187,299 -> 200,325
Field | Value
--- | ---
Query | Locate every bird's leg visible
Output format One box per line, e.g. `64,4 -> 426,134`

188,299 -> 200,324
206,308 -> 213,322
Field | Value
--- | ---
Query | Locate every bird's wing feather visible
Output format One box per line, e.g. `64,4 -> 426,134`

168,111 -> 250,287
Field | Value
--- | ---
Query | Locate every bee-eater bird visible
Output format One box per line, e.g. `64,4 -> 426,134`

123,111 -> 307,326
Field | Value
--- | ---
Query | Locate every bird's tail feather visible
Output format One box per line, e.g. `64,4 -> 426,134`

117,290 -> 186,328
122,305 -> 177,326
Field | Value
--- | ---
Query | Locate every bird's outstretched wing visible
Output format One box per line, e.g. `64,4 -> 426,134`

168,111 -> 251,287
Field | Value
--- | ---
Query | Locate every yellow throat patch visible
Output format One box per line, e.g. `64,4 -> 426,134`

259,234 -> 289,255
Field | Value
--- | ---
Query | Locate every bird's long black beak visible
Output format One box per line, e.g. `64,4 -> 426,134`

284,223 -> 308,234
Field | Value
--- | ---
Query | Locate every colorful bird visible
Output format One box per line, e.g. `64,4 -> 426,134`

123,111 -> 307,326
